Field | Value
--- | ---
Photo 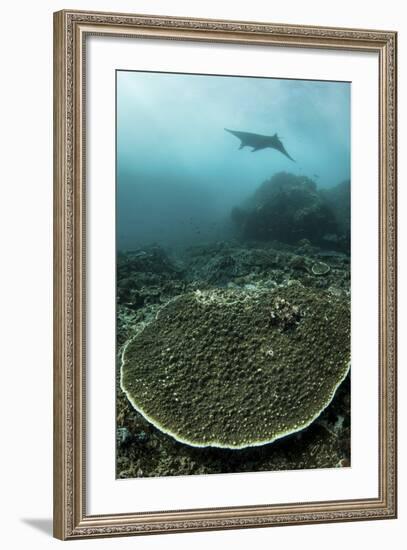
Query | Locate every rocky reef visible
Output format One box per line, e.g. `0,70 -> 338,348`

116,237 -> 351,477
320,179 -> 351,251
231,173 -> 350,253
116,170 -> 351,476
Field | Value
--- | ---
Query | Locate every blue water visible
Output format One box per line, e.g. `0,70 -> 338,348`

117,70 -> 350,249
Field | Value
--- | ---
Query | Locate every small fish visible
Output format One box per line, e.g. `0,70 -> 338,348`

225,128 -> 295,161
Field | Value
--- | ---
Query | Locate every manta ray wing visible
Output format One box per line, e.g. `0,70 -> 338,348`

224,128 -> 264,147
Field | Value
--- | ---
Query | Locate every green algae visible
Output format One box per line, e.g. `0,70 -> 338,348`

121,284 -> 350,449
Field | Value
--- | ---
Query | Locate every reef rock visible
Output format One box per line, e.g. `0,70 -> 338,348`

320,179 -> 351,253
121,284 -> 350,449
232,172 -> 339,248
117,246 -> 184,309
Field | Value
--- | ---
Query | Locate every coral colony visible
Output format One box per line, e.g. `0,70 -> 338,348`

121,285 -> 349,449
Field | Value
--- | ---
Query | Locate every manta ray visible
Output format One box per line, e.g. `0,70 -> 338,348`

225,128 -> 295,161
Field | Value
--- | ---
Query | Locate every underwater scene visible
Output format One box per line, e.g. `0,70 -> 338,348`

116,70 -> 351,478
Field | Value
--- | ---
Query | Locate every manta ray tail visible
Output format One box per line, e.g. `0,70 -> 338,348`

282,150 -> 295,162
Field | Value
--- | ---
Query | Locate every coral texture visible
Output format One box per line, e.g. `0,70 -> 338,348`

121,284 -> 350,449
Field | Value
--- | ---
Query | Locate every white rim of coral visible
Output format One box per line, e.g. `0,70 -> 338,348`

311,261 -> 331,276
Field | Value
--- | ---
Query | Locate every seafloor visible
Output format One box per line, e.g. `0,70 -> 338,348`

116,239 -> 350,478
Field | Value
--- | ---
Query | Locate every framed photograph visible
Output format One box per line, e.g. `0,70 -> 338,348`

53,9 -> 397,540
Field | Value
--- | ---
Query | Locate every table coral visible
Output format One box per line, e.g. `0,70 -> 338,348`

121,284 -> 350,449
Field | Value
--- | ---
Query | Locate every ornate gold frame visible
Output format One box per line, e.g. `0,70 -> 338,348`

53,9 -> 397,540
